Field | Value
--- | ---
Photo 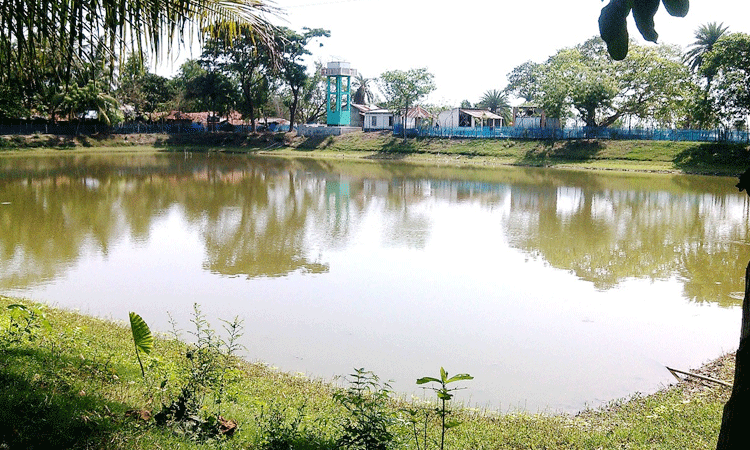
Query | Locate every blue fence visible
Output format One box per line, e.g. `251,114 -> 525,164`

393,124 -> 750,144
2,121 -> 749,144
0,121 -> 293,136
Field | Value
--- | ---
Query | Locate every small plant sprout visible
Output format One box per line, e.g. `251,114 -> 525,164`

129,311 -> 154,377
416,367 -> 473,450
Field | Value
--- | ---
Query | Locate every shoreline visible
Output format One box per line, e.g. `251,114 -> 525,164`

2,130 -> 749,177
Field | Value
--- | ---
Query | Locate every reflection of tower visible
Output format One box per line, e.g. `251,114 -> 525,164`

322,61 -> 357,126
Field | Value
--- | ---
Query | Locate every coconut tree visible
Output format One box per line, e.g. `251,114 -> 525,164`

352,74 -> 376,105
476,89 -> 512,125
685,22 -> 729,74
0,0 -> 277,103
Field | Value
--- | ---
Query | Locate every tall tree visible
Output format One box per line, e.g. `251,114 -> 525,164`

504,61 -> 542,103
685,22 -> 730,74
297,62 -> 328,125
201,26 -> 279,131
276,27 -> 330,131
352,74 -> 376,105
379,68 -> 436,139
477,89 -> 512,125
507,37 -> 693,128
701,33 -> 750,129
184,71 -> 238,128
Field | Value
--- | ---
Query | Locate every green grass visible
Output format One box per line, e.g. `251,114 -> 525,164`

3,131 -> 749,176
0,296 -> 733,449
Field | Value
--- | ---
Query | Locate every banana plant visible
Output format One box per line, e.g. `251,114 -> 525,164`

129,312 -> 154,377
417,367 -> 473,450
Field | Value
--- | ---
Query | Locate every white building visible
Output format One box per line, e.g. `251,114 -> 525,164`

363,108 -> 394,131
436,108 -> 505,128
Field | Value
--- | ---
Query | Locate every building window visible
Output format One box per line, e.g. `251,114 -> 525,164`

371,116 -> 377,127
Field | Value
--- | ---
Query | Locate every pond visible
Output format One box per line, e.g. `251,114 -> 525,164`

0,152 -> 747,413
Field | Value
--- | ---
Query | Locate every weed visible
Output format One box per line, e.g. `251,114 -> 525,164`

153,304 -> 243,441
2,303 -> 50,345
415,367 -> 473,450
256,401 -> 334,450
334,368 -> 398,450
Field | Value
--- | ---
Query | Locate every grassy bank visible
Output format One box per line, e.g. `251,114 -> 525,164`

1,296 -> 734,449
2,131 -> 749,176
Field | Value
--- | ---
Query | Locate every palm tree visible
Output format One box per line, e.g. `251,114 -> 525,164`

1,0 -> 278,90
476,89 -> 512,125
352,74 -> 375,105
684,22 -> 729,73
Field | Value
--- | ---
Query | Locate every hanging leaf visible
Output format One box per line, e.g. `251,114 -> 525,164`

599,0 -> 631,60
129,312 -> 153,355
662,0 -> 689,17
632,0 -> 660,43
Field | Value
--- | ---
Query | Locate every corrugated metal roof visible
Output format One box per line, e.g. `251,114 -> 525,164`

405,106 -> 433,119
460,109 -> 503,120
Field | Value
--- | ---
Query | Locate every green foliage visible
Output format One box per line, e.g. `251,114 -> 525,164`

0,1 -> 276,99
184,71 -> 239,122
256,401 -> 334,450
701,33 -> 750,126
379,68 -> 436,139
685,22 -> 729,74
476,90 -> 512,124
415,367 -> 473,450
276,27 -> 331,131
334,368 -> 398,450
2,304 -> 50,345
53,81 -> 120,126
599,0 -> 689,60
129,311 -> 154,377
201,26 -> 278,130
505,37 -> 694,128
154,304 -> 244,441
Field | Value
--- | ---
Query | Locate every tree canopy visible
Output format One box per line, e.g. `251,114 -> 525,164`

505,37 -> 693,128
701,32 -> 750,128
379,68 -> 435,138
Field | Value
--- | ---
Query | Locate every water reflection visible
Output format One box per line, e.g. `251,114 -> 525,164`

1,153 -> 747,412
503,169 -> 749,305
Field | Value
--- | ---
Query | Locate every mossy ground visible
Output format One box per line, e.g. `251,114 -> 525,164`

0,296 -> 734,449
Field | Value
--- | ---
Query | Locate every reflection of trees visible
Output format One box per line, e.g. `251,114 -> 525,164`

198,167 -> 329,278
0,174 -> 127,289
505,173 -> 750,306
2,155 -> 748,307
0,155 -> 335,287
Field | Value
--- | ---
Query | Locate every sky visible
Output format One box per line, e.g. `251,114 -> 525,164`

156,0 -> 750,108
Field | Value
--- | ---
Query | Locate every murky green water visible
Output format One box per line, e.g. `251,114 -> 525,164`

1,152 -> 747,412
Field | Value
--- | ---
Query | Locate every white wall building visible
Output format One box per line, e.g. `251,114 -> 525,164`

363,108 -> 394,131
436,108 -> 504,128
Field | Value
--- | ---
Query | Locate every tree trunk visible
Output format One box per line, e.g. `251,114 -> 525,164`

716,260 -> 750,449
289,88 -> 299,132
